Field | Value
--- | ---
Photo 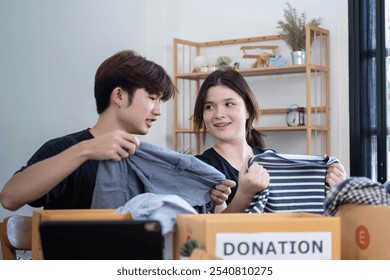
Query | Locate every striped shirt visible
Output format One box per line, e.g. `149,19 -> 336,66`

246,150 -> 338,214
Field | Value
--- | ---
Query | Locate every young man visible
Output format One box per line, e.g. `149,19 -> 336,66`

0,50 -> 233,211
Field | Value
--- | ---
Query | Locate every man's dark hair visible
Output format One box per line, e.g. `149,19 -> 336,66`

94,50 -> 177,114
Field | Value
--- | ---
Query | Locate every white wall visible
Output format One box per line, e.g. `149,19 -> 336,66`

0,0 -> 349,222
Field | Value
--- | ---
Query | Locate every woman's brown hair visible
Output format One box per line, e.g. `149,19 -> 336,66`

193,69 -> 265,149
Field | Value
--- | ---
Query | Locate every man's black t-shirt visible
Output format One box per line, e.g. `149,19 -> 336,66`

17,129 -> 99,209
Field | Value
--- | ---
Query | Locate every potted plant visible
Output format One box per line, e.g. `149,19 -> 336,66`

276,2 -> 321,64
215,55 -> 232,69
180,239 -> 198,259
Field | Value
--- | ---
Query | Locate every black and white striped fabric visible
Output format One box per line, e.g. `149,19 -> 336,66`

324,177 -> 390,216
245,150 -> 338,214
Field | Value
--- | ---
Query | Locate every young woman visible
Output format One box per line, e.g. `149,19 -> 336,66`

193,69 -> 346,213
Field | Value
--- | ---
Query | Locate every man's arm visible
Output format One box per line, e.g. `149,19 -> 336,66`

0,130 -> 140,211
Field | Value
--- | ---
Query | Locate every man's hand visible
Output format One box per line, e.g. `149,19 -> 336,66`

210,179 -> 236,205
82,130 -> 140,161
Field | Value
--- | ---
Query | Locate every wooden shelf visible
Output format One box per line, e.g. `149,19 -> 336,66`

260,107 -> 327,115
176,126 -> 329,134
176,64 -> 329,80
175,128 -> 196,133
258,125 -> 328,132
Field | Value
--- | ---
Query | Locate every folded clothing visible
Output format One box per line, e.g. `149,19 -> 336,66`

116,193 -> 197,235
324,176 -> 390,216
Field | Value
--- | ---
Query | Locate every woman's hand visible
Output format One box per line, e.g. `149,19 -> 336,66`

326,162 -> 347,188
237,161 -> 269,199
219,162 -> 269,213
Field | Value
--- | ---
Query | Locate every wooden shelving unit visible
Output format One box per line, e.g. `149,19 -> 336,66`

173,25 -> 330,155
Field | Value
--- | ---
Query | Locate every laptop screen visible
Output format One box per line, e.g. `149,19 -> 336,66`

39,220 -> 163,260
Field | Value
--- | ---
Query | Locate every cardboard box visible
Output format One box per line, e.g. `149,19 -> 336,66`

176,213 -> 340,260
31,209 -> 131,260
338,204 -> 390,259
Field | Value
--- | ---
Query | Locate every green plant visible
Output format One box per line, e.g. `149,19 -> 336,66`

180,239 -> 198,257
276,2 -> 321,51
216,55 -> 232,67
181,147 -> 195,155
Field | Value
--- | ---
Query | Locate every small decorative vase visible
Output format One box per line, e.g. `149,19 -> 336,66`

291,50 -> 306,65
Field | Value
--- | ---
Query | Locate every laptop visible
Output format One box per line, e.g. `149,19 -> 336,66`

39,220 -> 163,260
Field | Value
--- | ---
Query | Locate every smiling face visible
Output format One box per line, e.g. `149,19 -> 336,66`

203,85 -> 249,143
118,88 -> 162,135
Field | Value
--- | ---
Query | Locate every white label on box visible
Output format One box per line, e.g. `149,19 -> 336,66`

215,232 -> 332,260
